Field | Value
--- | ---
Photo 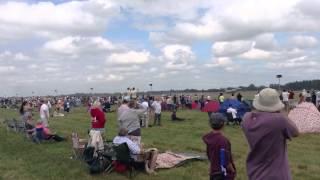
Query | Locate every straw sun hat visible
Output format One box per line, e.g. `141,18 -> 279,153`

253,88 -> 284,112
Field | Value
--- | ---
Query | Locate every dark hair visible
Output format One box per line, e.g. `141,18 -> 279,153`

209,113 -> 225,130
211,121 -> 224,130
128,100 -> 135,108
118,128 -> 128,136
19,101 -> 28,115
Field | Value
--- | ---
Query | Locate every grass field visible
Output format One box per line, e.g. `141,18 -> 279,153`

0,107 -> 320,180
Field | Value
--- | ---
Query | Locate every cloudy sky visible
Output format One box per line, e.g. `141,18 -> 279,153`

0,0 -> 320,96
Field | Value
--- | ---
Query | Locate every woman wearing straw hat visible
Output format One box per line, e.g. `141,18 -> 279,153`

242,88 -> 299,180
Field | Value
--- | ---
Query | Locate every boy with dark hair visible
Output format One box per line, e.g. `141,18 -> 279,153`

203,113 -> 236,180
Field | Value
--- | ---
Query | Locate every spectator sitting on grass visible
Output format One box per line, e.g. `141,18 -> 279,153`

203,113 -> 236,180
171,109 -> 185,121
25,113 -> 38,142
36,122 -> 65,142
113,128 -> 158,174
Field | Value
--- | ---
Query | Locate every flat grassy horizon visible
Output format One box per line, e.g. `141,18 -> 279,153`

0,106 -> 319,180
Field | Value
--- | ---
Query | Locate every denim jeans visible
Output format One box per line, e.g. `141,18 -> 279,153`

154,113 -> 161,125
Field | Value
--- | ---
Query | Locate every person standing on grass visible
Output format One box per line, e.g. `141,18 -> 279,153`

19,101 -> 31,122
203,113 -> 236,180
317,90 -> 320,108
242,88 -> 299,180
117,98 -> 130,128
39,98 -> 50,127
236,93 -> 242,102
282,89 -> 289,112
151,97 -> 162,126
90,101 -> 106,134
288,90 -> 295,109
218,93 -> 225,104
118,100 -> 146,144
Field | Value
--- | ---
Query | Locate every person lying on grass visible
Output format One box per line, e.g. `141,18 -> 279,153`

203,113 -> 236,180
113,128 -> 158,174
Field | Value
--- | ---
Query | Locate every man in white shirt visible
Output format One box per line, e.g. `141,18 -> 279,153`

140,99 -> 149,128
113,128 -> 141,160
40,99 -> 50,127
282,90 -> 289,112
113,128 -> 158,174
227,106 -> 237,119
151,97 -> 162,126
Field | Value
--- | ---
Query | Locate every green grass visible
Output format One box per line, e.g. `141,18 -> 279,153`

0,107 -> 320,180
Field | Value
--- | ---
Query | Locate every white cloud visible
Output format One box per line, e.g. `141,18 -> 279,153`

162,44 -> 195,62
165,62 -> 194,70
212,40 -> 253,57
160,44 -> 196,71
44,67 -> 60,72
2,0 -> 320,96
254,33 -> 278,50
205,57 -> 232,68
0,65 -> 16,73
106,50 -> 150,65
205,57 -> 238,72
0,51 -> 30,61
43,36 -> 115,57
114,0 -> 209,20
149,67 -> 158,73
150,0 -> 320,45
87,73 -> 124,82
239,48 -> 272,60
27,64 -> 39,69
0,1 -> 119,42
288,35 -> 318,48
268,56 -> 319,69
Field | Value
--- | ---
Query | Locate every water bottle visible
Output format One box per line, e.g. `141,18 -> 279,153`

220,148 -> 227,176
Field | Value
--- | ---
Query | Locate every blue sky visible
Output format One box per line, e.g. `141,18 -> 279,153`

0,0 -> 319,96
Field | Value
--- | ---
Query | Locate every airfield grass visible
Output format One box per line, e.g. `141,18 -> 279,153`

0,107 -> 320,180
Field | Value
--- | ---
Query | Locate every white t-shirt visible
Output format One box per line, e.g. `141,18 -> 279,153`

40,104 -> 49,119
227,107 -> 237,119
282,92 -> 289,102
113,136 -> 141,159
141,101 -> 149,115
151,101 -> 161,114
316,91 -> 320,101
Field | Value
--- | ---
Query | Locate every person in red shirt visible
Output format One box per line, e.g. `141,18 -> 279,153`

90,101 -> 106,133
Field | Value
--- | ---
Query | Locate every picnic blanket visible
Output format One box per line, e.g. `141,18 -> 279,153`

53,112 -> 64,117
288,102 -> 320,133
155,151 -> 206,169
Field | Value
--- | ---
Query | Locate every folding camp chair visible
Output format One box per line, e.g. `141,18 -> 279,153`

71,132 -> 87,160
112,143 -> 136,178
15,120 -> 26,133
4,118 -> 16,132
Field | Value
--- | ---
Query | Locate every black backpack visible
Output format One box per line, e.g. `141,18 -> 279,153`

83,146 -> 112,174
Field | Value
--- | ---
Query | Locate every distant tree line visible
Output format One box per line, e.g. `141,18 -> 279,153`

65,79 -> 320,97
270,79 -> 320,90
